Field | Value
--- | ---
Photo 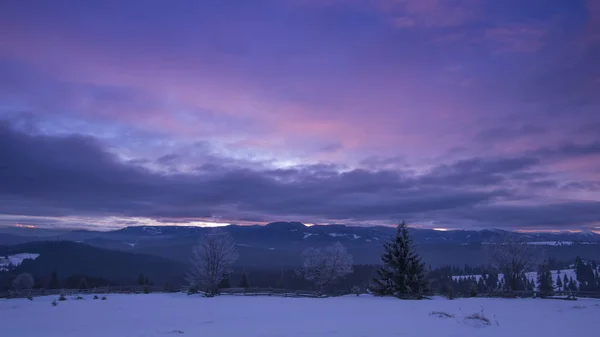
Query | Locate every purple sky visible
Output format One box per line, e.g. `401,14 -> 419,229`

1,0 -> 599,231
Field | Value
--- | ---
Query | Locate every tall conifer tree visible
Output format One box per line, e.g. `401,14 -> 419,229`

370,221 -> 428,299
537,262 -> 554,297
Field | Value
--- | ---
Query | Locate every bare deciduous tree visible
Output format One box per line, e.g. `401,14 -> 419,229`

301,242 -> 354,294
186,229 -> 239,296
488,234 -> 539,291
13,272 -> 34,291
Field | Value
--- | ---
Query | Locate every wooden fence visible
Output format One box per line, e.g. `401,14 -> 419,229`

181,286 -> 330,298
0,286 -> 329,300
2,286 -> 600,300
0,285 -> 173,299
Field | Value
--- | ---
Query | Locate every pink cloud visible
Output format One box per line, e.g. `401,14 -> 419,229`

1,0 -> 596,174
1,24 -> 487,164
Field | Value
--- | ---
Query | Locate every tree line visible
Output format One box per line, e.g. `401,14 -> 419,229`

4,221 -> 600,299
184,221 -> 600,299
185,222 -> 427,298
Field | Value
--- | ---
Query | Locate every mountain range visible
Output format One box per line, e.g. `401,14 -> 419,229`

2,222 -> 599,269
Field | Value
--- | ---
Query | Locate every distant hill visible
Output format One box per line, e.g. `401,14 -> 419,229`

0,233 -> 44,246
0,241 -> 186,287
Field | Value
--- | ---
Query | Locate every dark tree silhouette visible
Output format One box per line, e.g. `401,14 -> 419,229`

370,221 -> 428,299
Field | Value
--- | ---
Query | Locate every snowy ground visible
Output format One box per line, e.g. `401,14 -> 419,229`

1,293 -> 598,337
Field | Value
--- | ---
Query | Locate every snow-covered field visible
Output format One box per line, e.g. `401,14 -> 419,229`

1,293 -> 597,337
0,253 -> 40,271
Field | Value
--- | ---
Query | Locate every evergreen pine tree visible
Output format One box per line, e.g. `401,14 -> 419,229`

486,273 -> 498,291
219,273 -> 231,289
239,270 -> 250,289
556,273 -> 563,290
563,274 -> 569,290
48,270 -> 59,289
137,273 -> 146,286
572,258 -> 595,291
78,276 -> 88,290
583,262 -> 596,291
575,256 -> 585,283
568,277 -> 577,291
370,221 -> 428,299
537,263 -> 554,297
477,277 -> 485,293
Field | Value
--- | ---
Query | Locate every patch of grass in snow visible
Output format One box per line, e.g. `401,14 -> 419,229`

572,305 -> 586,309
430,311 -> 455,318
465,311 -> 491,325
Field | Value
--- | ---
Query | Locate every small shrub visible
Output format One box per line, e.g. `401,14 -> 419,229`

430,311 -> 454,318
76,295 -> 84,300
187,286 -> 198,295
27,296 -> 33,301
93,295 -> 99,300
351,285 -> 361,296
58,294 -> 67,301
101,296 -> 107,300
143,286 -> 150,294
51,300 -> 57,307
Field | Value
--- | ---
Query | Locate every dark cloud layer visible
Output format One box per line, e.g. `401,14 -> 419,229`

2,121 -> 599,230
